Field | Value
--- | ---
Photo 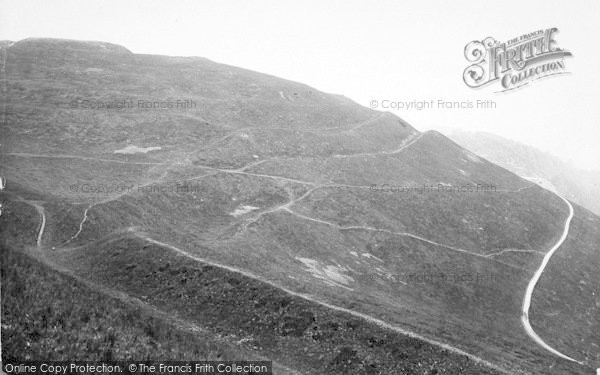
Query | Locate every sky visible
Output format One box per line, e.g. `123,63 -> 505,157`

1,0 -> 599,170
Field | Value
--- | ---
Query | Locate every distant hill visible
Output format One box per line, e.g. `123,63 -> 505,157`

448,130 -> 600,216
1,38 -> 599,374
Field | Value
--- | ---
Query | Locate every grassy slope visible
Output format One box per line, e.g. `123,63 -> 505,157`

448,130 -> 600,217
71,136 -> 584,373
1,191 -> 502,375
7,180 -> 590,375
529,204 -> 600,365
0,247 -> 255,363
2,38 -> 382,159
1,38 -> 598,374
0,200 -> 268,365
51,237 -> 504,375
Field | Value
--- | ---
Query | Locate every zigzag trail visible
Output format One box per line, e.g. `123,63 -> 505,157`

58,132 -> 536,273
51,130 -> 424,244
8,121 -> 584,371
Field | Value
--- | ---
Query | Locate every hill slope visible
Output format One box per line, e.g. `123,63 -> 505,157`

448,129 -> 600,216
1,38 -> 599,374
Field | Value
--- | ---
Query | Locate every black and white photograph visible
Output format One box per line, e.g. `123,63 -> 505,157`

1,1 -> 599,374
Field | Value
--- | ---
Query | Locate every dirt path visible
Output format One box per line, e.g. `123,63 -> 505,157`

139,235 -> 511,375
34,203 -> 45,248
16,199 -> 301,375
521,193 -> 583,365
3,152 -> 167,165
10,196 -> 46,247
63,205 -> 90,244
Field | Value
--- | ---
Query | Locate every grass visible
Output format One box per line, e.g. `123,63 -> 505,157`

2,38 -> 599,374
1,198 -> 503,374
52,236 -> 504,375
528,204 -> 600,366
0,246 -> 258,363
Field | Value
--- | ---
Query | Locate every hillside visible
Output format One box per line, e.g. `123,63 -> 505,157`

1,38 -> 599,374
448,130 -> 600,216
1,199 -> 497,374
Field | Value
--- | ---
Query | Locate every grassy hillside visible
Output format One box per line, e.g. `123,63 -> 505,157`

2,190 -> 503,375
448,130 -> 600,216
1,38 -> 598,374
0,246 -> 254,363
0,202 -> 267,365
529,204 -> 600,366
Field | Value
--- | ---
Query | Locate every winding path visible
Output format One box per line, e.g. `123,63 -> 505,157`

521,193 -> 583,364
6,126 -> 589,370
140,235 -> 510,374
11,196 -> 46,248
63,205 -> 90,244
35,204 -> 45,248
15,199 -> 301,375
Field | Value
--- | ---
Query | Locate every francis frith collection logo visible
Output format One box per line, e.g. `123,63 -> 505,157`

463,28 -> 572,92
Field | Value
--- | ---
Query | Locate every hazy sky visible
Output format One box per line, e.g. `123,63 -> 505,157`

1,0 -> 599,170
